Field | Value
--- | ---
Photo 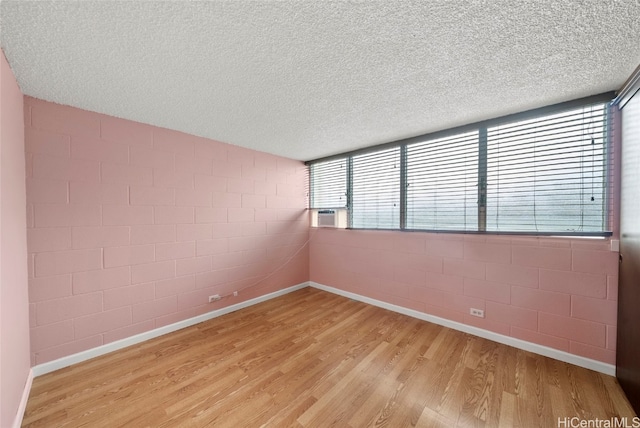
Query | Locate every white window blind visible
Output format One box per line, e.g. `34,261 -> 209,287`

486,104 -> 608,233
310,158 -> 347,209
351,147 -> 401,229
406,131 -> 479,230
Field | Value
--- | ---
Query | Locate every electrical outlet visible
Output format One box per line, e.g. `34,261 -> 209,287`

208,294 -> 221,303
233,291 -> 238,297
611,239 -> 620,252
470,308 -> 485,318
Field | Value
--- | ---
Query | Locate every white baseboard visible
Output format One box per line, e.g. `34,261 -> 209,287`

32,282 -> 309,377
309,281 -> 616,376
31,279 -> 616,379
13,368 -> 33,428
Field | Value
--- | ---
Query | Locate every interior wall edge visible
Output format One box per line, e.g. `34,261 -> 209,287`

309,281 -> 617,376
11,368 -> 33,428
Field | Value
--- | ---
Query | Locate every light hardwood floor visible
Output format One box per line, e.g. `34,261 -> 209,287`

23,287 -> 636,427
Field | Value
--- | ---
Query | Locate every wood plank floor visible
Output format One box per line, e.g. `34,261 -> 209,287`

23,288 -> 636,427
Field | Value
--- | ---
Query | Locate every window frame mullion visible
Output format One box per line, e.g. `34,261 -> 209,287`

347,156 -> 353,228
400,145 -> 408,230
603,104 -> 613,232
478,127 -> 488,232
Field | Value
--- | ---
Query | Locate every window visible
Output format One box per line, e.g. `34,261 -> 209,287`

406,131 -> 478,231
308,95 -> 612,236
351,147 -> 401,229
486,105 -> 608,233
310,158 -> 347,209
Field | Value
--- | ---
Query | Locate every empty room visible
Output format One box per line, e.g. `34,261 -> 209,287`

2,1 -> 640,427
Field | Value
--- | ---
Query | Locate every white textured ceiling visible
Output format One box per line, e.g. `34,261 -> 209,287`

1,1 -> 639,161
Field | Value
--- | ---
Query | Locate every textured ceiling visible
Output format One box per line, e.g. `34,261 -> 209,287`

1,1 -> 639,161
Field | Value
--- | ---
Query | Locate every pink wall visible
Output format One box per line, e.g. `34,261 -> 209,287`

1,51 -> 30,427
24,97 -> 309,365
310,228 -> 619,364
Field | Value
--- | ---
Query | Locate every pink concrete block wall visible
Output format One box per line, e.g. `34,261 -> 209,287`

310,229 -> 619,364
25,97 -> 309,365
1,51 -> 31,428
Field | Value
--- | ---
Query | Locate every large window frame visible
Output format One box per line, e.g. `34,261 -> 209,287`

308,93 -> 615,237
